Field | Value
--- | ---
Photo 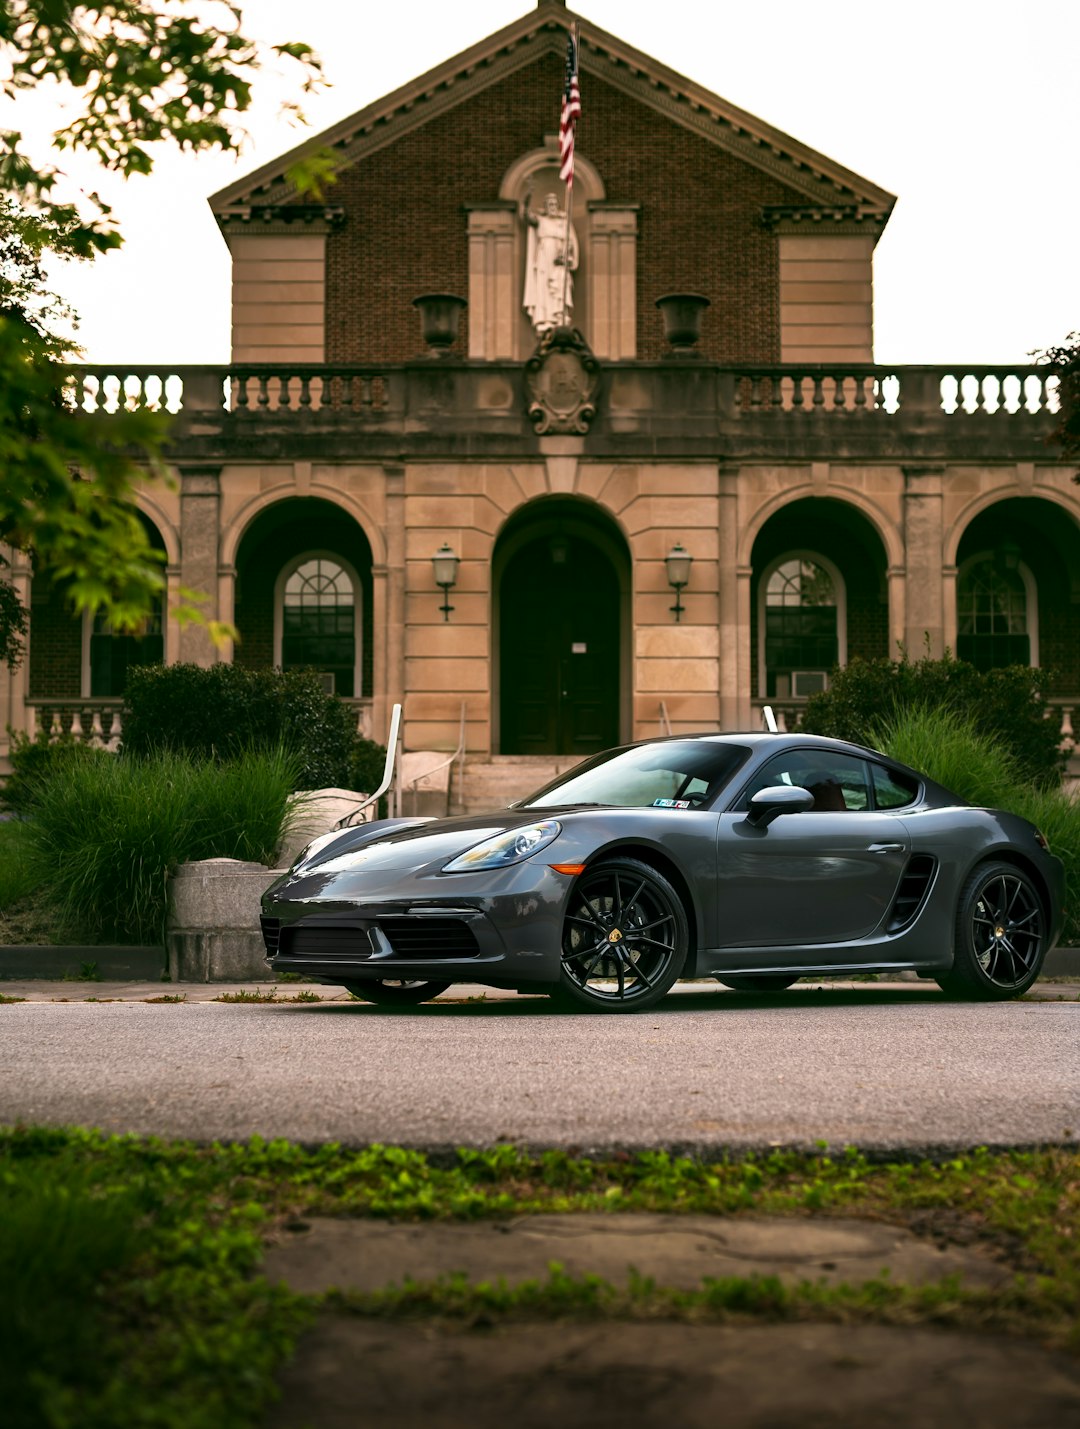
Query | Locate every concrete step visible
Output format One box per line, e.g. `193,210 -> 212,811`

454,756 -> 583,814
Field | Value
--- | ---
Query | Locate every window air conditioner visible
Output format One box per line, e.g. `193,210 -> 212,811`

317,672 -> 336,695
791,670 -> 829,698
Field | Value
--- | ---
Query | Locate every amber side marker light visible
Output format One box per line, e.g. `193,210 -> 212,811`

550,863 -> 587,875
1035,830 -> 1049,851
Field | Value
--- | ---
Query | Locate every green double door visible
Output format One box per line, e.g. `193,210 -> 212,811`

499,535 -> 621,756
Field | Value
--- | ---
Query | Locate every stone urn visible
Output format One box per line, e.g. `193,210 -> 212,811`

412,293 -> 467,355
656,293 -> 710,357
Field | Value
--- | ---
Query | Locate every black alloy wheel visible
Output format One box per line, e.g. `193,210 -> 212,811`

715,975 -> 799,993
343,979 -> 452,1006
555,858 -> 688,1012
936,860 -> 1047,999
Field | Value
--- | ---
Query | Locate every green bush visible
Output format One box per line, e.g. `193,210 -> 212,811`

121,664 -> 358,789
24,747 -> 299,944
874,705 -> 1080,945
348,736 -> 388,794
799,654 -> 1065,788
1,725 -> 107,814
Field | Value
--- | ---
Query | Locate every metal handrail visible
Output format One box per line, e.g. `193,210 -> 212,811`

336,702 -> 402,828
394,701 -> 467,817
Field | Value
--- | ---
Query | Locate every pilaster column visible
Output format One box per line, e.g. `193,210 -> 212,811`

466,205 -> 517,359
178,466 -> 222,665
717,466 -> 742,731
0,546 -> 33,755
588,204 -> 639,359
902,465 -> 946,657
374,463 -> 406,742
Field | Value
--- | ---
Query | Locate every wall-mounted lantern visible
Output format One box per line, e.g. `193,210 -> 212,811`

665,542 -> 693,623
432,543 -> 459,622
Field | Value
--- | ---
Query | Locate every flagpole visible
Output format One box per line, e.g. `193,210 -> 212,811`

560,22 -> 577,329
561,173 -> 574,329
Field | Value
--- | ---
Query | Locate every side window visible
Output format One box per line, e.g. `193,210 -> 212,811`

871,763 -> 920,809
737,750 -> 871,812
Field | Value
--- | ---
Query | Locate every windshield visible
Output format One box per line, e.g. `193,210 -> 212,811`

522,740 -> 751,809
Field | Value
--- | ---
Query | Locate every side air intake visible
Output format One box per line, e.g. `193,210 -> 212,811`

886,855 -> 937,933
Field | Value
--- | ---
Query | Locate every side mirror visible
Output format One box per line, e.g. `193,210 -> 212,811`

745,785 -> 815,828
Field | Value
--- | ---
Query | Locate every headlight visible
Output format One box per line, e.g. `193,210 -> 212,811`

292,830 -> 342,869
442,820 -> 561,872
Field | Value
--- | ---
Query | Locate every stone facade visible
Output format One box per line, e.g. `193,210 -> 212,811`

2,2 -> 1077,779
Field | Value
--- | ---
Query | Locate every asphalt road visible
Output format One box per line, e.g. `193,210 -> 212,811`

2,985 -> 1078,1152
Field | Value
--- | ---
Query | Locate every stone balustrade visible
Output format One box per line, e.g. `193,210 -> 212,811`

63,362 -> 1061,423
22,695 -> 373,748
28,699 -> 125,750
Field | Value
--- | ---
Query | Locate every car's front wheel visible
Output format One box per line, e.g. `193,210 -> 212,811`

935,860 -> 1047,999
553,858 -> 688,1013
344,979 -> 452,1006
715,974 -> 799,993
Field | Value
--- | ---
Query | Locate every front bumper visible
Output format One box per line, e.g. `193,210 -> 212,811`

260,859 -> 569,986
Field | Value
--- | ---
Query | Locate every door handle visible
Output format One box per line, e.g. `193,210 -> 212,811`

867,842 -> 904,853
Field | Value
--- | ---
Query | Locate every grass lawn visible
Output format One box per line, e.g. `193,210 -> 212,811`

1,1129 -> 1078,1428
0,820 -> 58,945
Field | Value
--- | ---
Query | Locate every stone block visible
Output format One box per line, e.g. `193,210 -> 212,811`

167,858 -> 285,982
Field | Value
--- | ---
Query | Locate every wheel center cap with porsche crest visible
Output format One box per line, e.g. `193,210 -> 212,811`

608,928 -> 624,944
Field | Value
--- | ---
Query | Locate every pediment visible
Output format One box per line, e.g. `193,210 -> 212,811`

210,2 -> 894,227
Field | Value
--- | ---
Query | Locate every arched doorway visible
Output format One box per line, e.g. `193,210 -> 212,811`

495,501 -> 628,755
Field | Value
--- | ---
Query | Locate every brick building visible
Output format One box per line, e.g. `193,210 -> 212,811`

2,0 -> 1077,798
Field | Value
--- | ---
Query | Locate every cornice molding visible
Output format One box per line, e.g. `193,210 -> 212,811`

216,205 -> 346,237
762,204 -> 890,238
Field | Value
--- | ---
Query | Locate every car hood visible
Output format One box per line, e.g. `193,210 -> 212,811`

291,807 -> 579,878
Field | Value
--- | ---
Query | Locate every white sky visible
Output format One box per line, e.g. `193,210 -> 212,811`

11,0 -> 1079,365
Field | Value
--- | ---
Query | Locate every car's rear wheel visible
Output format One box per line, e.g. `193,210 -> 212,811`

935,860 -> 1047,1000
553,858 -> 688,1013
344,979 -> 452,1006
715,974 -> 799,993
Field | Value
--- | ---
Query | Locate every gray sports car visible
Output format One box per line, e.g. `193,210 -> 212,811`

260,733 -> 1065,1012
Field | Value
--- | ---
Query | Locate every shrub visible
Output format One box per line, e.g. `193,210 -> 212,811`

0,819 -> 40,908
874,705 -> 1080,945
799,654 -> 1065,787
122,664 -> 357,789
348,737 -> 388,794
24,747 -> 300,944
1,725 -> 107,814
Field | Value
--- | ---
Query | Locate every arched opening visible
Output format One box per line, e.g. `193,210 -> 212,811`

494,499 -> 629,755
750,499 -> 888,701
234,499 -> 373,698
954,498 -> 1080,689
86,511 -> 167,697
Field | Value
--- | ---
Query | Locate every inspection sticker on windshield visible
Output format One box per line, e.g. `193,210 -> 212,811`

653,798 -> 691,809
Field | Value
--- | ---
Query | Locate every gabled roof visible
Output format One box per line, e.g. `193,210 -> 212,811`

210,1 -> 895,224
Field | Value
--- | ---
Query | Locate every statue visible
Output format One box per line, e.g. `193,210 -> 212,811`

520,187 -> 579,335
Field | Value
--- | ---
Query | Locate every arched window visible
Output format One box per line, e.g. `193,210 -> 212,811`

759,555 -> 845,699
276,555 -> 358,697
88,602 -> 164,697
956,555 -> 1035,671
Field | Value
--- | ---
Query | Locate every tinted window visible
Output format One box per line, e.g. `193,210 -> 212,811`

523,741 -> 751,809
736,749 -> 871,812
871,763 -> 920,809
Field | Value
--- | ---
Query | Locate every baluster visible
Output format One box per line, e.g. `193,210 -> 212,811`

854,374 -> 869,410
298,374 -> 312,409
234,374 -> 250,409
811,373 -> 826,410
256,375 -> 270,408
49,711 -> 64,743
748,375 -> 763,411
69,710 -> 84,742
107,711 -> 123,752
89,711 -> 105,748
790,374 -> 805,411
358,376 -> 371,413
1059,706 -> 1075,756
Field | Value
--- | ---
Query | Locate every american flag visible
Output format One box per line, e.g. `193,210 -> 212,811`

559,26 -> 581,187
